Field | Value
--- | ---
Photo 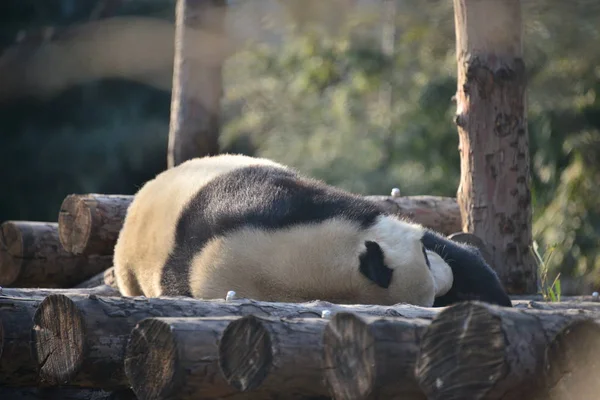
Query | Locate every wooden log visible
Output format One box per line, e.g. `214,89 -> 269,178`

0,387 -> 136,400
323,313 -> 430,400
167,0 -> 227,167
0,221 -> 112,288
218,315 -> 329,397
0,287 -> 120,387
75,267 -> 117,290
58,194 -> 133,256
414,301 -> 598,399
51,194 -> 462,257
32,294 -> 439,389
126,317 -> 239,400
543,319 -> 600,400
452,0 -> 537,293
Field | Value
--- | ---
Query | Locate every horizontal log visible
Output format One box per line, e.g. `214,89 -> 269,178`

0,221 -> 112,287
414,301 -> 600,399
219,315 -> 329,397
126,317 -> 239,400
0,387 -> 136,400
75,267 -> 117,290
323,313 -> 430,400
54,194 -> 462,258
58,194 -> 134,255
32,294 -> 440,389
0,287 -> 120,387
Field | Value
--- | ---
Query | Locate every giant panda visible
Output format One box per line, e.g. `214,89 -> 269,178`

113,154 -> 512,308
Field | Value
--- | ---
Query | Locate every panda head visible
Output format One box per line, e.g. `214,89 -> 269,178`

420,230 -> 513,308
356,215 -> 453,307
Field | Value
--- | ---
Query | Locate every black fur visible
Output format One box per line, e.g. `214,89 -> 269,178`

359,241 -> 393,288
420,230 -> 513,307
161,165 -> 386,296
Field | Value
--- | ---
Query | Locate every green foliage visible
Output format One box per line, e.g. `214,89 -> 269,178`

533,241 -> 562,302
221,1 -> 600,294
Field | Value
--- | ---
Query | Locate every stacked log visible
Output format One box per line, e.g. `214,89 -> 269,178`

0,221 -> 113,288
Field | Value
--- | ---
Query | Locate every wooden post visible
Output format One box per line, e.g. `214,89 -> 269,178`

167,0 -> 226,167
452,0 -> 537,293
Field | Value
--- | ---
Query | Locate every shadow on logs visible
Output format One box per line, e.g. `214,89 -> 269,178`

218,315 -> 329,398
414,301 -> 597,400
323,312 -> 430,400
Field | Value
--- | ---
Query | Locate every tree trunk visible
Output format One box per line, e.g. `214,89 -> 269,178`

218,315 -> 329,397
167,0 -> 226,167
0,221 -> 112,288
415,301 -> 600,399
323,313 -> 430,400
31,294 -> 440,389
452,0 -> 537,293
58,194 -> 133,256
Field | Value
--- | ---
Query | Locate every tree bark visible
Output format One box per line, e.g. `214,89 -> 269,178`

58,194 -> 133,255
414,301 -> 599,399
75,267 -> 117,290
0,287 -> 120,387
0,388 -> 136,400
48,194 -> 463,255
323,313 -> 430,400
452,0 -> 537,294
167,0 -> 226,167
31,294 -> 439,389
218,315 -> 329,397
0,221 -> 112,288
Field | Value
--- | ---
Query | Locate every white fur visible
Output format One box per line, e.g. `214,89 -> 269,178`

114,154 -> 452,307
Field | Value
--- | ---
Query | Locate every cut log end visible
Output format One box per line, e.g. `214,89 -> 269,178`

415,302 -> 506,400
32,294 -> 86,384
218,315 -> 272,392
124,319 -> 178,400
322,313 -> 375,400
58,195 -> 92,255
545,319 -> 600,399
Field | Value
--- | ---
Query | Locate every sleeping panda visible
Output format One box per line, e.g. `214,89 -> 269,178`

113,154 -> 512,308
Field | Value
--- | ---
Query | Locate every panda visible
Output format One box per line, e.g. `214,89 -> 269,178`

113,154 -> 512,308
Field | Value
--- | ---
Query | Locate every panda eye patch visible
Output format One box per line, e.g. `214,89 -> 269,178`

359,241 -> 393,289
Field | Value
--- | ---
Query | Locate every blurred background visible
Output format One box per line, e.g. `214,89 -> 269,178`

0,0 -> 598,294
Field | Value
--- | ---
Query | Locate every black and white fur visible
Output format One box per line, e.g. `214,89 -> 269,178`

113,154 -> 511,308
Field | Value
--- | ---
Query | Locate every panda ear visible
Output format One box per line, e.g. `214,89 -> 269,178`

359,241 -> 393,289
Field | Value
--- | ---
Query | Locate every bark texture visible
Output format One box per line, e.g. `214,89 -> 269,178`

453,0 -> 537,293
323,313 -> 430,400
167,0 -> 226,167
0,221 -> 112,288
58,194 -> 133,255
31,294 -> 439,389
415,301 -> 598,399
219,315 -> 329,397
